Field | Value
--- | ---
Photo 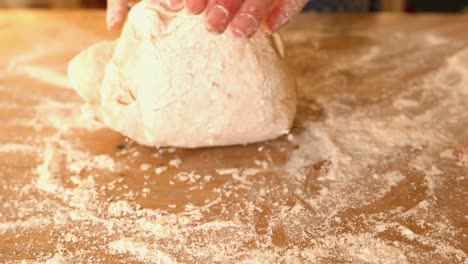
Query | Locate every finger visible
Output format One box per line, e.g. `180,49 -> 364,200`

107,0 -> 128,30
186,0 -> 208,15
205,0 -> 245,34
265,0 -> 308,32
230,0 -> 275,38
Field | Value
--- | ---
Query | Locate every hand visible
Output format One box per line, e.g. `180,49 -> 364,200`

107,0 -> 308,38
188,0 -> 308,37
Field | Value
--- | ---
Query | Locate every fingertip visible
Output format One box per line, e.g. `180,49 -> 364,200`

265,13 -> 286,33
106,12 -> 124,30
230,13 -> 258,38
229,0 -> 275,38
205,5 -> 230,34
106,17 -> 117,30
188,6 -> 204,15
264,16 -> 275,33
266,0 -> 308,32
186,0 -> 208,15
205,21 -> 224,34
107,21 -> 122,31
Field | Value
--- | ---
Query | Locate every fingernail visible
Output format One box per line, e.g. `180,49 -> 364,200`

231,13 -> 258,38
107,14 -> 119,30
107,4 -> 126,30
187,1 -> 205,14
267,15 -> 289,33
205,5 -> 229,34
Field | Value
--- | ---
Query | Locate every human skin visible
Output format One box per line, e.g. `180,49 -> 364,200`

107,0 -> 308,38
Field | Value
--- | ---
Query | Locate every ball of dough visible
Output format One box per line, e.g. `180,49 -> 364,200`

68,1 -> 296,148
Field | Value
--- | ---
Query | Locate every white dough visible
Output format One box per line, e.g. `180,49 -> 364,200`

68,1 -> 296,148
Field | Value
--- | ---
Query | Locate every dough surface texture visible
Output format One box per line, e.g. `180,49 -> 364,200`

68,1 -> 296,148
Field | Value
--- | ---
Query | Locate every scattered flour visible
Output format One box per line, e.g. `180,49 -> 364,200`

169,158 -> 182,168
140,163 -> 152,171
109,238 -> 177,264
0,15 -> 466,264
155,166 -> 168,174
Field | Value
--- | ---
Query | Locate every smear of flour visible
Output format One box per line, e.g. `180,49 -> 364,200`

109,238 -> 177,264
0,143 -> 37,153
8,64 -> 71,89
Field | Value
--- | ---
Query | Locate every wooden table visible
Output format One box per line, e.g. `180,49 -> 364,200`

0,10 -> 467,263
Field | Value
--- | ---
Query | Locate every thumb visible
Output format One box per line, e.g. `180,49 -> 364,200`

107,0 -> 129,30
